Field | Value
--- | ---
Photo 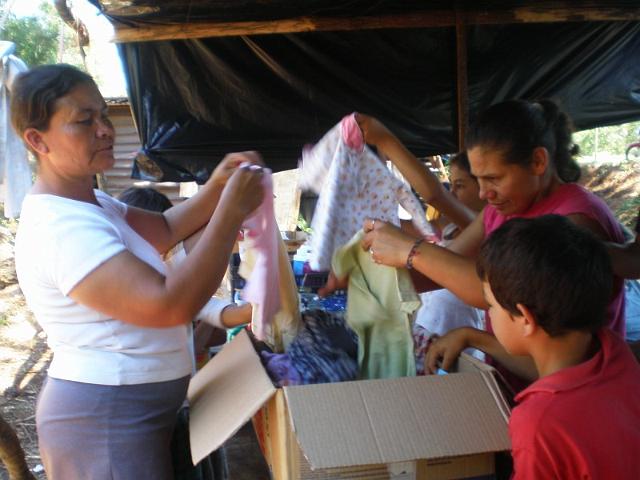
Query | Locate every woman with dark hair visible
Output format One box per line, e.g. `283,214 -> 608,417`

11,64 -> 264,479
361,99 -> 626,387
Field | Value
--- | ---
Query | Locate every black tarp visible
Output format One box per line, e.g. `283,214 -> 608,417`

93,2 -> 640,181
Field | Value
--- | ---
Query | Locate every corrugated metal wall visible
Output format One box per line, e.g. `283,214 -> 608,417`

104,103 -> 182,203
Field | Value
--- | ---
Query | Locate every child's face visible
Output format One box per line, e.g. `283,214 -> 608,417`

449,163 -> 484,213
482,281 -> 526,355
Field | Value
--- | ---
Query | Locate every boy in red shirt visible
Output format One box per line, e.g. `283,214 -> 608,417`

476,214 -> 640,479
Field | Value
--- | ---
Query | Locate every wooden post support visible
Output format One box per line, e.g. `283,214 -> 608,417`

455,10 -> 468,152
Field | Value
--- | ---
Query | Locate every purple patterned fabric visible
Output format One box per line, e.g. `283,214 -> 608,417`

260,310 -> 358,386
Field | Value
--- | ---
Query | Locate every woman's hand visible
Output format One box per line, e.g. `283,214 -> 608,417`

424,327 -> 475,374
219,164 -> 265,218
355,113 -> 394,148
362,218 -> 416,268
209,151 -> 264,188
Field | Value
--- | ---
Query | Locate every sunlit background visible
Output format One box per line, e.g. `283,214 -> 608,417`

3,0 -> 127,97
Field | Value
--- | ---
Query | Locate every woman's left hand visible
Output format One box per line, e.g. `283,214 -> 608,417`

362,218 -> 416,268
209,151 -> 264,188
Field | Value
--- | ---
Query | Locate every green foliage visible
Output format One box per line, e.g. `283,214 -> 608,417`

1,14 -> 58,66
574,121 -> 640,157
1,1 -> 85,69
297,214 -> 313,234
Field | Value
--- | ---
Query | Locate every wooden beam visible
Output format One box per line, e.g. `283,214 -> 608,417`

112,12 -> 456,43
111,6 -> 640,43
464,5 -> 640,25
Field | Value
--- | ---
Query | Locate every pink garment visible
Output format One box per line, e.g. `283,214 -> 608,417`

340,113 -> 365,152
242,168 -> 280,340
482,183 -> 626,393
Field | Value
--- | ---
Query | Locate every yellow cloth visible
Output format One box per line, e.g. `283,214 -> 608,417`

332,230 -> 420,379
426,204 -> 440,222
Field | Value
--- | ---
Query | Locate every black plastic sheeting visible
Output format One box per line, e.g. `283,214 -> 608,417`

117,21 -> 640,182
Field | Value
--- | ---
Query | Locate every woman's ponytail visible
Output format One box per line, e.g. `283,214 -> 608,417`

466,99 -> 581,183
538,99 -> 581,182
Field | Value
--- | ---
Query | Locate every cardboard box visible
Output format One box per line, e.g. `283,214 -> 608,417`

188,330 -> 511,480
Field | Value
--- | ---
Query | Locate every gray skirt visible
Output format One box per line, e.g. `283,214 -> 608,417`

37,375 -> 190,480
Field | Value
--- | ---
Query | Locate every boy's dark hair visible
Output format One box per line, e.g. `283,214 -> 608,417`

466,99 -> 581,183
118,187 -> 173,213
476,215 -> 612,336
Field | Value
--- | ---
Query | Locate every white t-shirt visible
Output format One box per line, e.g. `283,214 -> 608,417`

164,242 -> 232,330
414,222 -> 485,359
164,241 -> 233,376
15,189 -> 191,385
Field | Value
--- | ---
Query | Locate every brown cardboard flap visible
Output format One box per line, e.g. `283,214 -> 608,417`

458,352 -> 517,407
457,352 -> 496,374
187,330 -> 276,465
283,373 -> 511,470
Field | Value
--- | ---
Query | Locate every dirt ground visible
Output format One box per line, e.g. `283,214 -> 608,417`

580,162 -> 640,230
0,161 -> 638,479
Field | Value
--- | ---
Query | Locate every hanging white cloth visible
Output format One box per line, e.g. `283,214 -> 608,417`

0,41 -> 32,218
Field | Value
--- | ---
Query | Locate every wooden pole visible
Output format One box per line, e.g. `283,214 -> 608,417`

455,10 -> 468,152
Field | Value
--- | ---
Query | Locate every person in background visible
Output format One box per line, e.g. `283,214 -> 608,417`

412,152 -> 486,359
609,208 -> 640,280
610,209 -> 640,361
117,186 -> 252,363
476,215 -> 640,479
447,152 -> 487,217
361,99 -> 626,391
12,64 -> 264,480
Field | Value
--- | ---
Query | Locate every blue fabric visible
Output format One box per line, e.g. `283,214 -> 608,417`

260,351 -> 302,387
625,279 -> 640,342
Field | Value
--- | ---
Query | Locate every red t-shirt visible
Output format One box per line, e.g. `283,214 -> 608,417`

510,329 -> 640,479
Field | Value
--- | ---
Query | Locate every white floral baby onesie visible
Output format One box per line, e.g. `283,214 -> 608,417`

299,113 -> 435,271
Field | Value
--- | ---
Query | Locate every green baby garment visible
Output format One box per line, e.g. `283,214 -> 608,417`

332,230 -> 421,379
